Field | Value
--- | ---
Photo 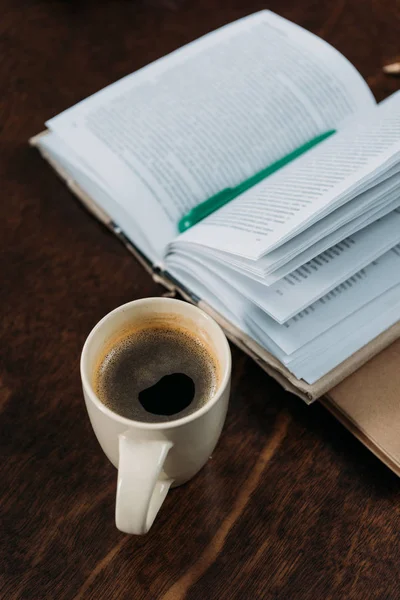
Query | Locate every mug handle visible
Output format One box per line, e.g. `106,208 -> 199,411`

115,433 -> 174,534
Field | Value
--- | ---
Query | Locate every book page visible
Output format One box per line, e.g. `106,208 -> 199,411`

169,228 -> 400,325
247,281 -> 400,382
290,286 -> 400,383
251,244 -> 400,354
240,210 -> 400,322
177,200 -> 400,292
172,208 -> 400,322
47,10 -> 374,259
37,133 -> 158,263
181,92 -> 400,260
261,197 -> 400,283
179,177 -> 400,282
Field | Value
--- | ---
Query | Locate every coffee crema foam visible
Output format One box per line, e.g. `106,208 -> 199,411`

94,325 -> 219,423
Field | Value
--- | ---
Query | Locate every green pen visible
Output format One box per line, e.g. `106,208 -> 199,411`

178,129 -> 336,233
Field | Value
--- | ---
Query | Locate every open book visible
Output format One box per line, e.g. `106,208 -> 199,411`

32,11 -> 400,405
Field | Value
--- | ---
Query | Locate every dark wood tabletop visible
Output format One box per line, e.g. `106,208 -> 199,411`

1,1 -> 400,598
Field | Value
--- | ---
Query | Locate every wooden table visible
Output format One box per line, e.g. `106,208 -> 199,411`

1,1 -> 400,598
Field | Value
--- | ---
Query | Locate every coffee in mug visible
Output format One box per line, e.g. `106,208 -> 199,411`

94,324 -> 220,422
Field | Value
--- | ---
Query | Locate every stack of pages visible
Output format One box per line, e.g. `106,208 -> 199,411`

33,10 -> 400,387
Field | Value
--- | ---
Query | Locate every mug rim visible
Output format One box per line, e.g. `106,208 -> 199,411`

80,297 -> 231,430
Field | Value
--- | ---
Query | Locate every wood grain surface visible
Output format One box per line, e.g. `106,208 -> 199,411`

1,1 -> 400,599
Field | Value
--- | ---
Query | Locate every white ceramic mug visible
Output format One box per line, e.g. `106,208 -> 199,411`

80,298 -> 231,534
